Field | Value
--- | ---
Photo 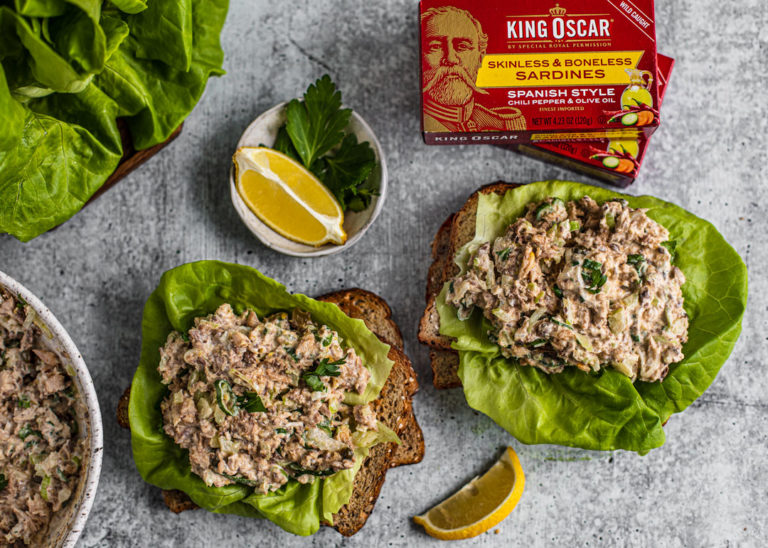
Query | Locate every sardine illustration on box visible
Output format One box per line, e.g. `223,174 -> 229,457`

421,6 -> 526,133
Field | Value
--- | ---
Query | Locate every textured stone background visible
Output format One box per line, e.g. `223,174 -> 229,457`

1,1 -> 766,546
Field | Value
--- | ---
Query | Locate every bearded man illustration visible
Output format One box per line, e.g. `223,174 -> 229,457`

421,6 -> 526,133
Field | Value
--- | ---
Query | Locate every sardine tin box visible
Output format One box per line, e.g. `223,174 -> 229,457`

420,0 -> 660,145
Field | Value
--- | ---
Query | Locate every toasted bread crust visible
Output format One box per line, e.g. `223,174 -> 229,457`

163,489 -> 198,514
117,289 -> 423,537
426,214 -> 455,302
117,386 -> 130,429
430,350 -> 461,390
419,182 -> 521,389
417,295 -> 453,350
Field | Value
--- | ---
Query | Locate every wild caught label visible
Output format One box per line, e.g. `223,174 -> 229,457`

420,0 -> 660,145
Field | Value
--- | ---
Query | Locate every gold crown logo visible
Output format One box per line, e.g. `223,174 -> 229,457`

550,3 -> 566,16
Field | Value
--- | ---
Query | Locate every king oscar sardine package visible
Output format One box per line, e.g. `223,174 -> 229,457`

420,0 -> 660,146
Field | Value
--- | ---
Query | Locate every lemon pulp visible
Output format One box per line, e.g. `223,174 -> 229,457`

234,147 -> 346,246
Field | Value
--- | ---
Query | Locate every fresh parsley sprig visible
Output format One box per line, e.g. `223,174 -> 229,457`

273,75 -> 378,212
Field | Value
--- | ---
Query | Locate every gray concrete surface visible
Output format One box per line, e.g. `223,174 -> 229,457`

1,1 -> 766,546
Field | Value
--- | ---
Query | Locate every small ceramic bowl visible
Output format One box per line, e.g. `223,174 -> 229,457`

0,271 -> 103,548
230,102 -> 388,257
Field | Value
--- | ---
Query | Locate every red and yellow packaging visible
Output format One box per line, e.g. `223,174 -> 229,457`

419,0 -> 660,145
512,54 -> 674,187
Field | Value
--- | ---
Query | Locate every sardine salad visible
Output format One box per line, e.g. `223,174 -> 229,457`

0,290 -> 85,546
158,304 -> 379,494
447,196 -> 688,382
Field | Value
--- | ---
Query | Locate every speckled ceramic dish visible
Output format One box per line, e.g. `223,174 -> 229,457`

0,271 -> 103,548
230,102 -> 388,258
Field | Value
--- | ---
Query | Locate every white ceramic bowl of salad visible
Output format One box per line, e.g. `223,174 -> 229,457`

230,102 -> 388,258
0,270 -> 103,548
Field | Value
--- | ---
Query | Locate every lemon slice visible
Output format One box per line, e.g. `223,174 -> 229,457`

234,147 -> 346,246
413,447 -> 525,540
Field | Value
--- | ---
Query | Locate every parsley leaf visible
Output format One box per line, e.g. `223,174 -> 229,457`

285,75 -> 351,169
581,259 -> 607,294
237,392 -> 267,413
303,375 -> 325,392
347,172 -> 379,212
0,473 -> 6,491
272,126 -> 301,162
315,358 -> 345,376
276,75 -> 378,212
496,248 -> 511,261
302,358 -> 344,392
627,254 -> 647,278
18,424 -> 42,440
313,133 -> 377,211
661,240 -> 677,259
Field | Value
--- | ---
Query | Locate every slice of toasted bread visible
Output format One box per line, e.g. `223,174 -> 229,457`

419,182 -> 521,388
117,289 -> 423,536
421,215 -> 463,388
418,214 -> 456,351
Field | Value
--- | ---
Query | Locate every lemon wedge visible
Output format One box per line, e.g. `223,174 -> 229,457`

233,147 -> 346,246
413,447 -> 525,540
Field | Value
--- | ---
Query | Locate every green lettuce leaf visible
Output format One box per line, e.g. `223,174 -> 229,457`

0,0 -> 228,241
126,0 -> 193,71
109,0 -> 147,15
0,83 -> 122,241
437,180 -> 748,454
14,0 -> 68,19
0,7 -> 95,94
129,261 -> 395,535
0,65 -> 25,149
44,0 -> 107,75
97,0 -> 227,150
